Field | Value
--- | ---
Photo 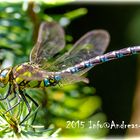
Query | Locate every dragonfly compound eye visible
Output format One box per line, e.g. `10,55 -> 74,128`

0,68 -> 11,87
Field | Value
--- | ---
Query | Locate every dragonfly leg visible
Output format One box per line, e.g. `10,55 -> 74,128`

0,84 -> 11,100
6,98 -> 12,114
7,89 -> 17,112
6,98 -> 13,114
5,93 -> 21,114
9,90 -> 16,102
19,90 -> 31,125
25,93 -> 39,124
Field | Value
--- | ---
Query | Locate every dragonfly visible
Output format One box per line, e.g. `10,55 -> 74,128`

0,21 -> 140,125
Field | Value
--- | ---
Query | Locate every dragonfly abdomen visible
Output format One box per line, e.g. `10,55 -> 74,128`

62,46 -> 140,74
90,46 -> 140,64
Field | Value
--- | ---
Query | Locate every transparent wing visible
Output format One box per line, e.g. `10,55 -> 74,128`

30,21 -> 65,66
49,30 -> 110,73
60,73 -> 89,85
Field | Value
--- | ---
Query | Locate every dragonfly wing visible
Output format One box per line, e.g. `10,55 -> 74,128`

60,73 -> 89,85
30,21 -> 65,66
51,30 -> 110,73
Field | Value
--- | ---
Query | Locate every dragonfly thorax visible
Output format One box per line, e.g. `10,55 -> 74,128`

12,63 -> 62,89
0,67 -> 12,87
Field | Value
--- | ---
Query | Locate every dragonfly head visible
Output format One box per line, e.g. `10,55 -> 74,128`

0,68 -> 12,87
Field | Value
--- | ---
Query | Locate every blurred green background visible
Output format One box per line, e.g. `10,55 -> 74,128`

0,1 -> 140,139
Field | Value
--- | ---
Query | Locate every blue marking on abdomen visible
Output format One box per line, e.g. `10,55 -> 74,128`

85,62 -> 93,68
54,75 -> 61,81
70,67 -> 79,73
100,57 -> 108,62
116,53 -> 123,58
44,79 -> 50,86
131,48 -> 137,54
